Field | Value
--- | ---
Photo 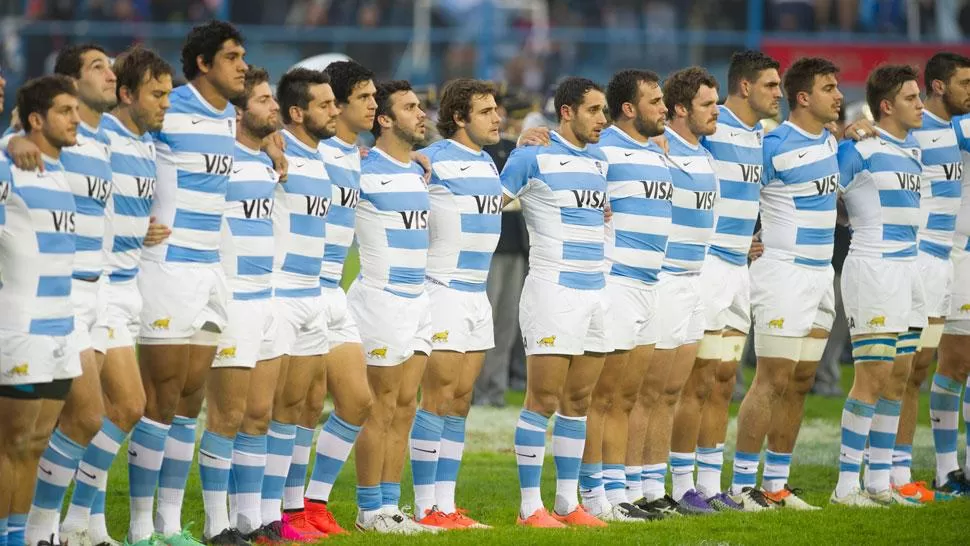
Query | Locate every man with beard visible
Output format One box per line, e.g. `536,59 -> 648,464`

58,46 -> 174,546
257,68 -> 336,542
349,80 -> 433,534
129,21 -> 246,546
23,43 -> 117,546
577,69 -> 670,522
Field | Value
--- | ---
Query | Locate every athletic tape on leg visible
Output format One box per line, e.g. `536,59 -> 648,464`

798,337 -> 827,362
753,333 -> 803,361
896,330 -> 921,356
721,334 -> 746,363
851,336 -> 897,363
697,333 -> 722,360
918,323 -> 944,351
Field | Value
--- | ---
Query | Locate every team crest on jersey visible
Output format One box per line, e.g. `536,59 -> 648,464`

827,139 -> 834,152
756,131 -> 763,146
489,162 -> 499,176
594,160 -> 605,176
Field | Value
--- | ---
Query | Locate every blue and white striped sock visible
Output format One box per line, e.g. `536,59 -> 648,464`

603,463 -> 627,506
8,514 -> 26,546
305,414 -> 361,505
762,450 -> 792,494
26,428 -> 86,545
356,485 -> 381,522
282,426 -> 313,512
199,430 -> 234,538
434,415 -> 465,514
891,444 -> 913,487
670,452 -> 695,501
730,450 -> 759,495
261,421 -> 296,526
409,409 -> 444,517
552,414 -> 587,516
231,432 -> 266,534
89,489 -> 108,543
62,418 -> 127,533
155,415 -> 196,536
0,516 -> 7,546
930,373 -> 962,485
380,481 -> 401,510
578,462 -> 603,507
128,417 -> 171,542
642,463 -> 667,501
836,398 -> 876,498
625,465 -> 643,501
514,410 -> 549,518
695,444 -> 724,497
868,398 -> 901,493
964,377 -> 970,475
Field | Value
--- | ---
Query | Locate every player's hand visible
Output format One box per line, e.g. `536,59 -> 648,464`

517,127 -> 550,147
359,146 -> 370,159
650,134 -> 670,155
8,135 -> 43,172
844,119 -> 876,141
604,202 -> 613,224
263,131 -> 288,182
143,216 -> 172,247
411,151 -> 432,185
748,237 -> 764,263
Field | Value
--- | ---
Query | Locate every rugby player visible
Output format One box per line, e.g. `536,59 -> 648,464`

129,21 -> 244,546
0,75 -> 81,546
579,69 -> 670,522
349,80 -> 433,534
634,67 -> 720,515
502,77 -> 609,528
407,78 -> 502,529
831,64 -> 925,507
59,46 -> 173,546
730,57 -> 842,509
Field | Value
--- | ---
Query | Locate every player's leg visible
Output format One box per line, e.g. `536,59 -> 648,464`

634,347 -> 677,507
931,331 -> 970,494
15,394 -> 66,546
696,329 -> 745,499
894,318 -> 942,491
0,392 -> 45,546
382,352 -> 429,516
354,362 -> 405,530
580,350 -> 626,517
621,344 -> 656,505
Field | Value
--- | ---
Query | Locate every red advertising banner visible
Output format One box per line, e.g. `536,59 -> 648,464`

762,40 -> 970,85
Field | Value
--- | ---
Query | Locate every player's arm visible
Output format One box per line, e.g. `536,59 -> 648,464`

500,146 -> 537,208
410,151 -> 432,184
843,118 -> 877,141
262,130 -> 288,182
4,131 -> 43,172
517,126 -> 550,147
760,135 -> 778,187
954,114 -> 970,153
836,139 -> 864,227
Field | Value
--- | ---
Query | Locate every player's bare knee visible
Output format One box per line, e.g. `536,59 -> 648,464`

336,392 -> 373,426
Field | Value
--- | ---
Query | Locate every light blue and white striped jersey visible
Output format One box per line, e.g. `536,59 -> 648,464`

100,113 -> 157,283
597,126 -> 672,286
953,114 -> 970,253
61,121 -> 112,280
356,147 -> 429,298
760,121 -> 840,267
661,127 -> 718,274
0,154 -> 10,237
0,158 -> 76,336
143,84 -> 235,265
703,105 -> 763,265
273,130 -> 331,297
912,110 -> 962,260
319,136 -> 361,288
222,143 -> 278,300
838,128 -> 922,260
501,131 -> 608,290
422,138 -> 502,292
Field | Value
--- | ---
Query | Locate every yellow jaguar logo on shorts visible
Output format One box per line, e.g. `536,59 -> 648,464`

107,327 -> 116,339
368,347 -> 388,359
867,316 -> 886,327
150,317 -> 171,330
767,318 -> 785,329
960,303 -> 970,313
431,331 -> 449,343
4,362 -> 28,377
216,347 -> 237,360
537,336 -> 556,347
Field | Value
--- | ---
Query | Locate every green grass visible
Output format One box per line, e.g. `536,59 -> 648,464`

88,363 -> 970,545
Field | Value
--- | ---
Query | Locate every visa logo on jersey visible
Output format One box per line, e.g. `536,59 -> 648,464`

86,176 -> 112,205
242,198 -> 273,219
740,164 -> 761,183
400,210 -> 429,230
896,173 -> 920,192
695,191 -> 716,210
943,163 -> 963,181
134,177 -> 155,199
813,174 -> 839,196
641,180 -> 673,201
475,195 -> 502,214
305,196 -> 331,218
338,187 -> 360,209
203,154 -> 233,175
571,190 -> 607,210
51,210 -> 76,233
0,181 -> 9,203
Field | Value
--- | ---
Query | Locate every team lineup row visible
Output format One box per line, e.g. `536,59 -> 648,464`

1,18 -> 970,546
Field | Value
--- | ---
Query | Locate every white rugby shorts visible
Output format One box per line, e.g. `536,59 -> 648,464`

946,247 -> 970,333
273,293 -> 329,358
212,297 -> 280,368
654,272 -> 705,350
841,255 -> 926,336
138,260 -> 229,341
698,254 -> 752,334
72,278 -> 104,353
917,252 -> 952,320
750,257 -> 836,337
0,329 -> 81,385
606,279 -> 659,351
322,285 -> 361,349
426,281 -> 494,353
92,278 -> 141,351
519,275 -> 611,356
347,282 -> 432,367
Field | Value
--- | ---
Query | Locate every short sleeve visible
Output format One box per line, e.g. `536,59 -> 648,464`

837,140 -> 864,191
955,114 -> 970,152
761,135 -> 778,185
500,146 -> 538,198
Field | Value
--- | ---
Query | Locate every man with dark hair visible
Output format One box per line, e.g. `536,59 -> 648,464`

348,79 -> 433,534
290,60 -> 376,535
729,57 -> 842,509
631,67 -> 720,515
578,68 -> 668,522
0,74 -> 79,546
832,64 -> 925,507
501,76 -> 609,528
129,21 -> 245,546
201,65 -> 287,545
58,45 -> 174,546
21,42 -> 117,546
257,67 -> 336,542
690,51 -> 782,512
406,78 -> 502,529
